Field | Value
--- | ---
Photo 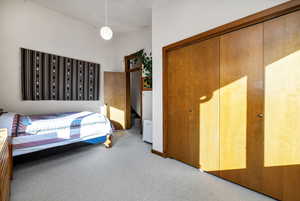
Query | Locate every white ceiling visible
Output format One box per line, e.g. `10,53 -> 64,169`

30,0 -> 153,33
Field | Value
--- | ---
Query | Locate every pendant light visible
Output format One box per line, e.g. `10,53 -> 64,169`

100,0 -> 113,40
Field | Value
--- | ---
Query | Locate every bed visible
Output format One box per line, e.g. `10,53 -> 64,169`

0,111 -> 113,156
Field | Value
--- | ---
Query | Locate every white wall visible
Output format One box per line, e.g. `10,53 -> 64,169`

0,0 -> 116,115
113,27 -> 152,71
112,27 -> 152,119
152,0 -> 289,152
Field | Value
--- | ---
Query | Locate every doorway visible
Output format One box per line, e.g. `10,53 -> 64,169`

125,50 -> 143,133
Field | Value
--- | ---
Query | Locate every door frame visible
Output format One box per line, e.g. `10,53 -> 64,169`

162,0 -> 300,155
124,50 -> 144,130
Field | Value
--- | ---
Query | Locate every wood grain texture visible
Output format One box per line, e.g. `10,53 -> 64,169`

264,10 -> 300,201
151,149 -> 167,158
163,0 -> 300,160
220,24 -> 264,191
166,37 -> 220,169
0,128 -> 12,201
162,2 -> 300,200
195,38 -> 220,175
104,72 -> 127,130
167,46 -> 196,166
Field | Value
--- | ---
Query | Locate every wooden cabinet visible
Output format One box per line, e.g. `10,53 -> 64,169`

0,128 -> 12,201
164,4 -> 300,201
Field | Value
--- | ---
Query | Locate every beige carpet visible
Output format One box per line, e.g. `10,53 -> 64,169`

11,128 -> 275,201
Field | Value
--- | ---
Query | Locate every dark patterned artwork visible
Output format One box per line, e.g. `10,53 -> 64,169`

21,48 -> 100,101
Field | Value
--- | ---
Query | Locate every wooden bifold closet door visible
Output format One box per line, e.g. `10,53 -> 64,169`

219,24 -> 264,191
164,7 -> 300,201
166,37 -> 220,169
219,11 -> 300,200
263,10 -> 300,201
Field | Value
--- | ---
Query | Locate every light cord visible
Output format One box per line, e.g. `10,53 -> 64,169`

105,0 -> 108,26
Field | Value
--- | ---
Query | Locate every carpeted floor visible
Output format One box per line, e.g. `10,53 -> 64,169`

11,128 -> 275,201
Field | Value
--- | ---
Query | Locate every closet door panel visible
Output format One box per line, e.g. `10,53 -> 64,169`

220,24 -> 264,191
195,38 -> 220,175
166,37 -> 220,169
264,10 -> 300,201
167,47 -> 196,166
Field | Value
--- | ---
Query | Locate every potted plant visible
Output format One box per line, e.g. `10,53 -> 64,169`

138,50 -> 152,89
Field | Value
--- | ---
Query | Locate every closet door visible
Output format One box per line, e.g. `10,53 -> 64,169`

264,10 -> 300,201
220,24 -> 264,191
166,37 -> 220,168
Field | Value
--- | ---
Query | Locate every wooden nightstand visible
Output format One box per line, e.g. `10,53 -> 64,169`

0,128 -> 12,201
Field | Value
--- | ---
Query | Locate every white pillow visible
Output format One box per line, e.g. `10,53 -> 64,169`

0,112 -> 16,136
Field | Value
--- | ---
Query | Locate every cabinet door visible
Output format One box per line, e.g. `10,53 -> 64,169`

220,24 -> 264,191
264,10 -> 300,201
166,37 -> 220,169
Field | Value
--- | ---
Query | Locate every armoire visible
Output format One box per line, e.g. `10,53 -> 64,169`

163,1 -> 300,201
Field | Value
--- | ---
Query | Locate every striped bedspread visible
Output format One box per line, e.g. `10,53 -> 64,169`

11,111 -> 112,150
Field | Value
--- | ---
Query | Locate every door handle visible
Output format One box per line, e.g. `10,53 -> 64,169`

257,113 -> 264,118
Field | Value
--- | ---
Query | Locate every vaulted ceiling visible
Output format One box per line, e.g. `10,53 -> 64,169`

30,0 -> 153,33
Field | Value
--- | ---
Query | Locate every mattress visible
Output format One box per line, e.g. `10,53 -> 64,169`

0,112 -> 113,156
